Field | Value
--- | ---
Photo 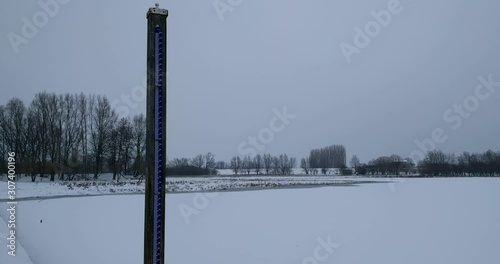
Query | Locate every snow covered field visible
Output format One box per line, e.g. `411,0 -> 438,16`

1,178 -> 499,264
0,174 -> 388,199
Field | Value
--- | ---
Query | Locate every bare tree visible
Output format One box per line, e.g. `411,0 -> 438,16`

289,157 -> 297,174
89,95 -> 117,180
350,155 -> 360,173
171,158 -> 190,167
420,150 -> 449,176
482,150 -> 499,176
191,154 -> 205,168
263,153 -> 272,174
309,145 -> 346,174
25,105 -> 41,181
301,156 -> 310,175
118,117 -> 133,177
132,114 -> 146,177
107,117 -> 133,181
215,161 -> 227,170
204,152 -> 216,172
57,94 -> 82,180
230,156 -> 241,175
242,156 -> 252,175
77,93 -> 90,177
253,154 -> 262,175
28,93 -> 54,180
272,156 -> 280,174
108,126 -> 120,180
47,94 -> 64,181
0,98 -> 27,176
277,154 -> 295,175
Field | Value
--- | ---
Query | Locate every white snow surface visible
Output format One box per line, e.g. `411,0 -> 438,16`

0,177 -> 499,264
0,216 -> 33,264
0,173 -> 390,198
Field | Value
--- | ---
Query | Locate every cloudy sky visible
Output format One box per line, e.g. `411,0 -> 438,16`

1,0 -> 500,163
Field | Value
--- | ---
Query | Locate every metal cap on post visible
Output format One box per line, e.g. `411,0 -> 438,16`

147,3 -> 168,18
145,3 -> 168,264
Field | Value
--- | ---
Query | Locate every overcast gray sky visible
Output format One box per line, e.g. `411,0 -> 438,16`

1,0 -> 500,163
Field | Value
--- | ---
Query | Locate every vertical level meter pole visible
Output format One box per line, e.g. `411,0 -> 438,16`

145,4 -> 168,264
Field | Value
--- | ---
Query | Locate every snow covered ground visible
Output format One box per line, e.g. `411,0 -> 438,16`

0,177 -> 499,264
0,173 -> 390,199
166,175 -> 382,193
0,216 -> 33,264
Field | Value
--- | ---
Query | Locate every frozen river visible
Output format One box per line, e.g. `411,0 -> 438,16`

0,177 -> 499,264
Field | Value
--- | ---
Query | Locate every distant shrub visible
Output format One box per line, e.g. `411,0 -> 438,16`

341,168 -> 353,176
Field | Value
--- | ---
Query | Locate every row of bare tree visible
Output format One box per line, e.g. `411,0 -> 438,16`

301,145 -> 347,175
226,145 -> 346,176
228,153 -> 297,175
355,155 -> 416,175
0,93 -> 146,181
167,152 -> 217,175
3,93 -> 498,179
418,149 -> 500,176
349,149 -> 500,176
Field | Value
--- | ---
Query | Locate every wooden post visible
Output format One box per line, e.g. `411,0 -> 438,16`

145,3 -> 168,264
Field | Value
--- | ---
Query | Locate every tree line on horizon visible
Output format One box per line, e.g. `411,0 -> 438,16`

416,149 -> 500,176
349,150 -> 500,177
166,148 -> 500,177
1,93 -> 500,181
